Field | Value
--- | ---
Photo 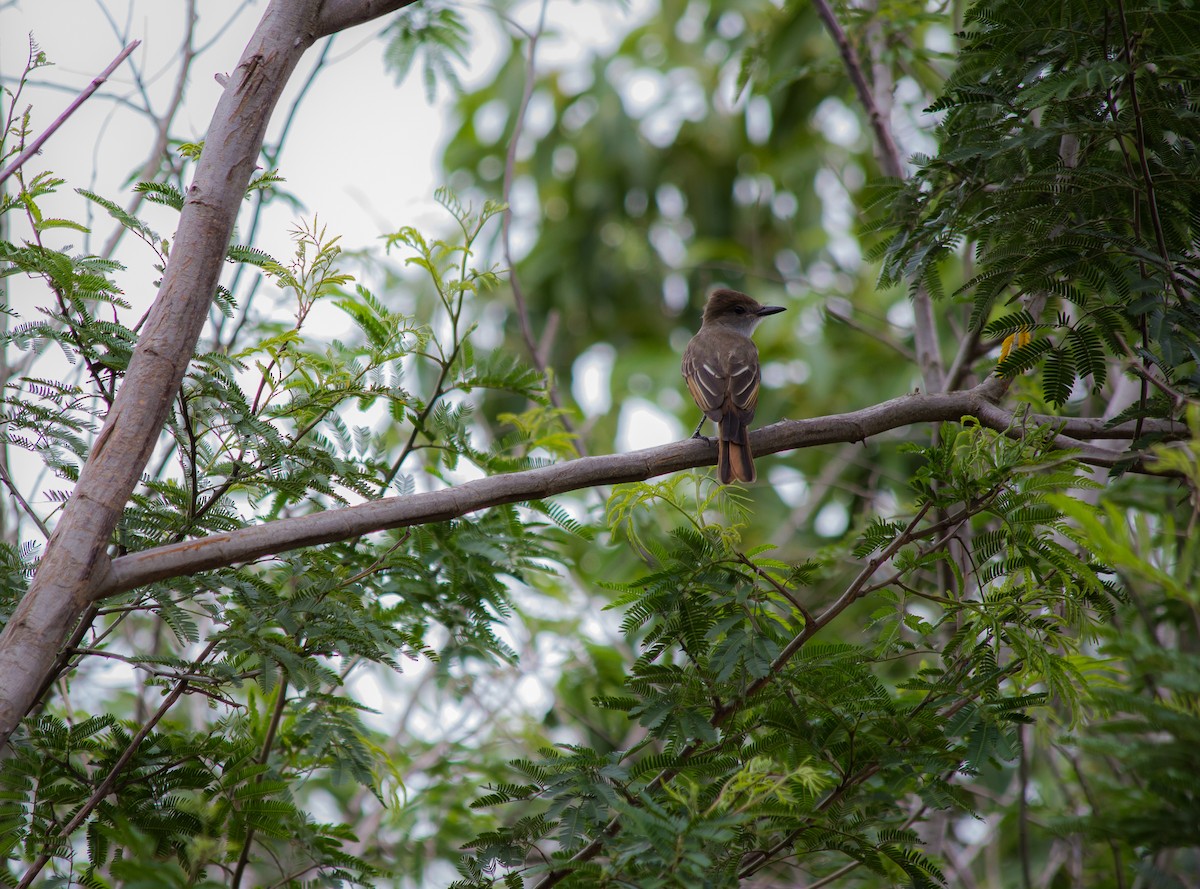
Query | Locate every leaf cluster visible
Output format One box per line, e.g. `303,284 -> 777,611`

1,137 -> 569,884
870,0 -> 1200,411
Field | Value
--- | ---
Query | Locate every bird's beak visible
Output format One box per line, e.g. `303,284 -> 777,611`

757,305 -> 787,317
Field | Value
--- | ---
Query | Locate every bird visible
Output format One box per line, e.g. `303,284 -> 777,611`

681,289 -> 786,484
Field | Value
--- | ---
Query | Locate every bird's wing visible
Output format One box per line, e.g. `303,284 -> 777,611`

681,345 -> 727,417
724,338 -> 761,417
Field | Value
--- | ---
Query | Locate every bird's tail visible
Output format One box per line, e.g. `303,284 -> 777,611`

717,421 -> 755,484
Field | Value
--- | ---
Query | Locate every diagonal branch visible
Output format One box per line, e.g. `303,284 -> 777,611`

810,0 -> 902,180
100,2 -> 198,260
531,473 -> 1003,888
1115,0 -> 1188,307
0,41 -> 140,188
810,0 -> 945,392
16,639 -> 220,889
315,0 -> 416,37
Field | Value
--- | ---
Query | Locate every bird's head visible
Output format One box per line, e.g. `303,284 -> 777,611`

702,289 -> 786,333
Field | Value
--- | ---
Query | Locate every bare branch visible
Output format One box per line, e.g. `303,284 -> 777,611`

0,461 -> 50,539
810,0 -> 901,179
100,2 -> 198,260
1033,414 -> 1183,439
0,41 -> 140,188
314,0 -> 417,37
825,299 -> 916,362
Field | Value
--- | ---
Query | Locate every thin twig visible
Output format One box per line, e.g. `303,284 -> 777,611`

735,551 -> 814,626
809,0 -> 901,179
1018,724 -> 1033,889
100,2 -> 197,260
811,0 -> 945,400
0,461 -> 50,538
500,0 -> 548,361
1060,746 -> 1128,889
740,789 -> 931,883
0,41 -> 140,188
231,679 -> 290,889
825,300 -> 916,362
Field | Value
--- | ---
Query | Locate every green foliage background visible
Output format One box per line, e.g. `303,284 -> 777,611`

1,0 -> 1199,887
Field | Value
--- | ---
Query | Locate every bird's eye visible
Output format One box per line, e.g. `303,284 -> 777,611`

734,306 -> 746,314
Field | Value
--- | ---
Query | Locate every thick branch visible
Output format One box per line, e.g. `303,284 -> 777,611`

0,0 -> 411,749
314,0 -> 416,36
99,381 -> 1181,599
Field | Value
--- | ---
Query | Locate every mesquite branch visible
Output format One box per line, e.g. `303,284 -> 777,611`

99,379 -> 1181,600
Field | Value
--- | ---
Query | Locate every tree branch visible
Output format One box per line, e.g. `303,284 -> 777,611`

809,0 -> 901,180
16,640 -> 219,888
1115,0 -> 1189,306
98,380 -> 1182,599
810,0 -> 945,389
100,2 -> 198,260
766,2 -> 952,574
314,0 -> 417,37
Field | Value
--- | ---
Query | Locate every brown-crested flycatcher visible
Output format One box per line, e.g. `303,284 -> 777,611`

682,289 -> 786,484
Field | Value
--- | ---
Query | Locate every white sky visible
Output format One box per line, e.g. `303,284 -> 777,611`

0,0 -> 656,263
2,2 -> 457,272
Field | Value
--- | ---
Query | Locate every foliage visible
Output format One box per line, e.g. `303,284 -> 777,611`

2,3 -> 1200,889
450,423 -> 1126,886
872,0 -> 1200,413
1,69 -> 563,880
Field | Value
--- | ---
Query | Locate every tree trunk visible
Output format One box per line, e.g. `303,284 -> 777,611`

0,0 -> 414,748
